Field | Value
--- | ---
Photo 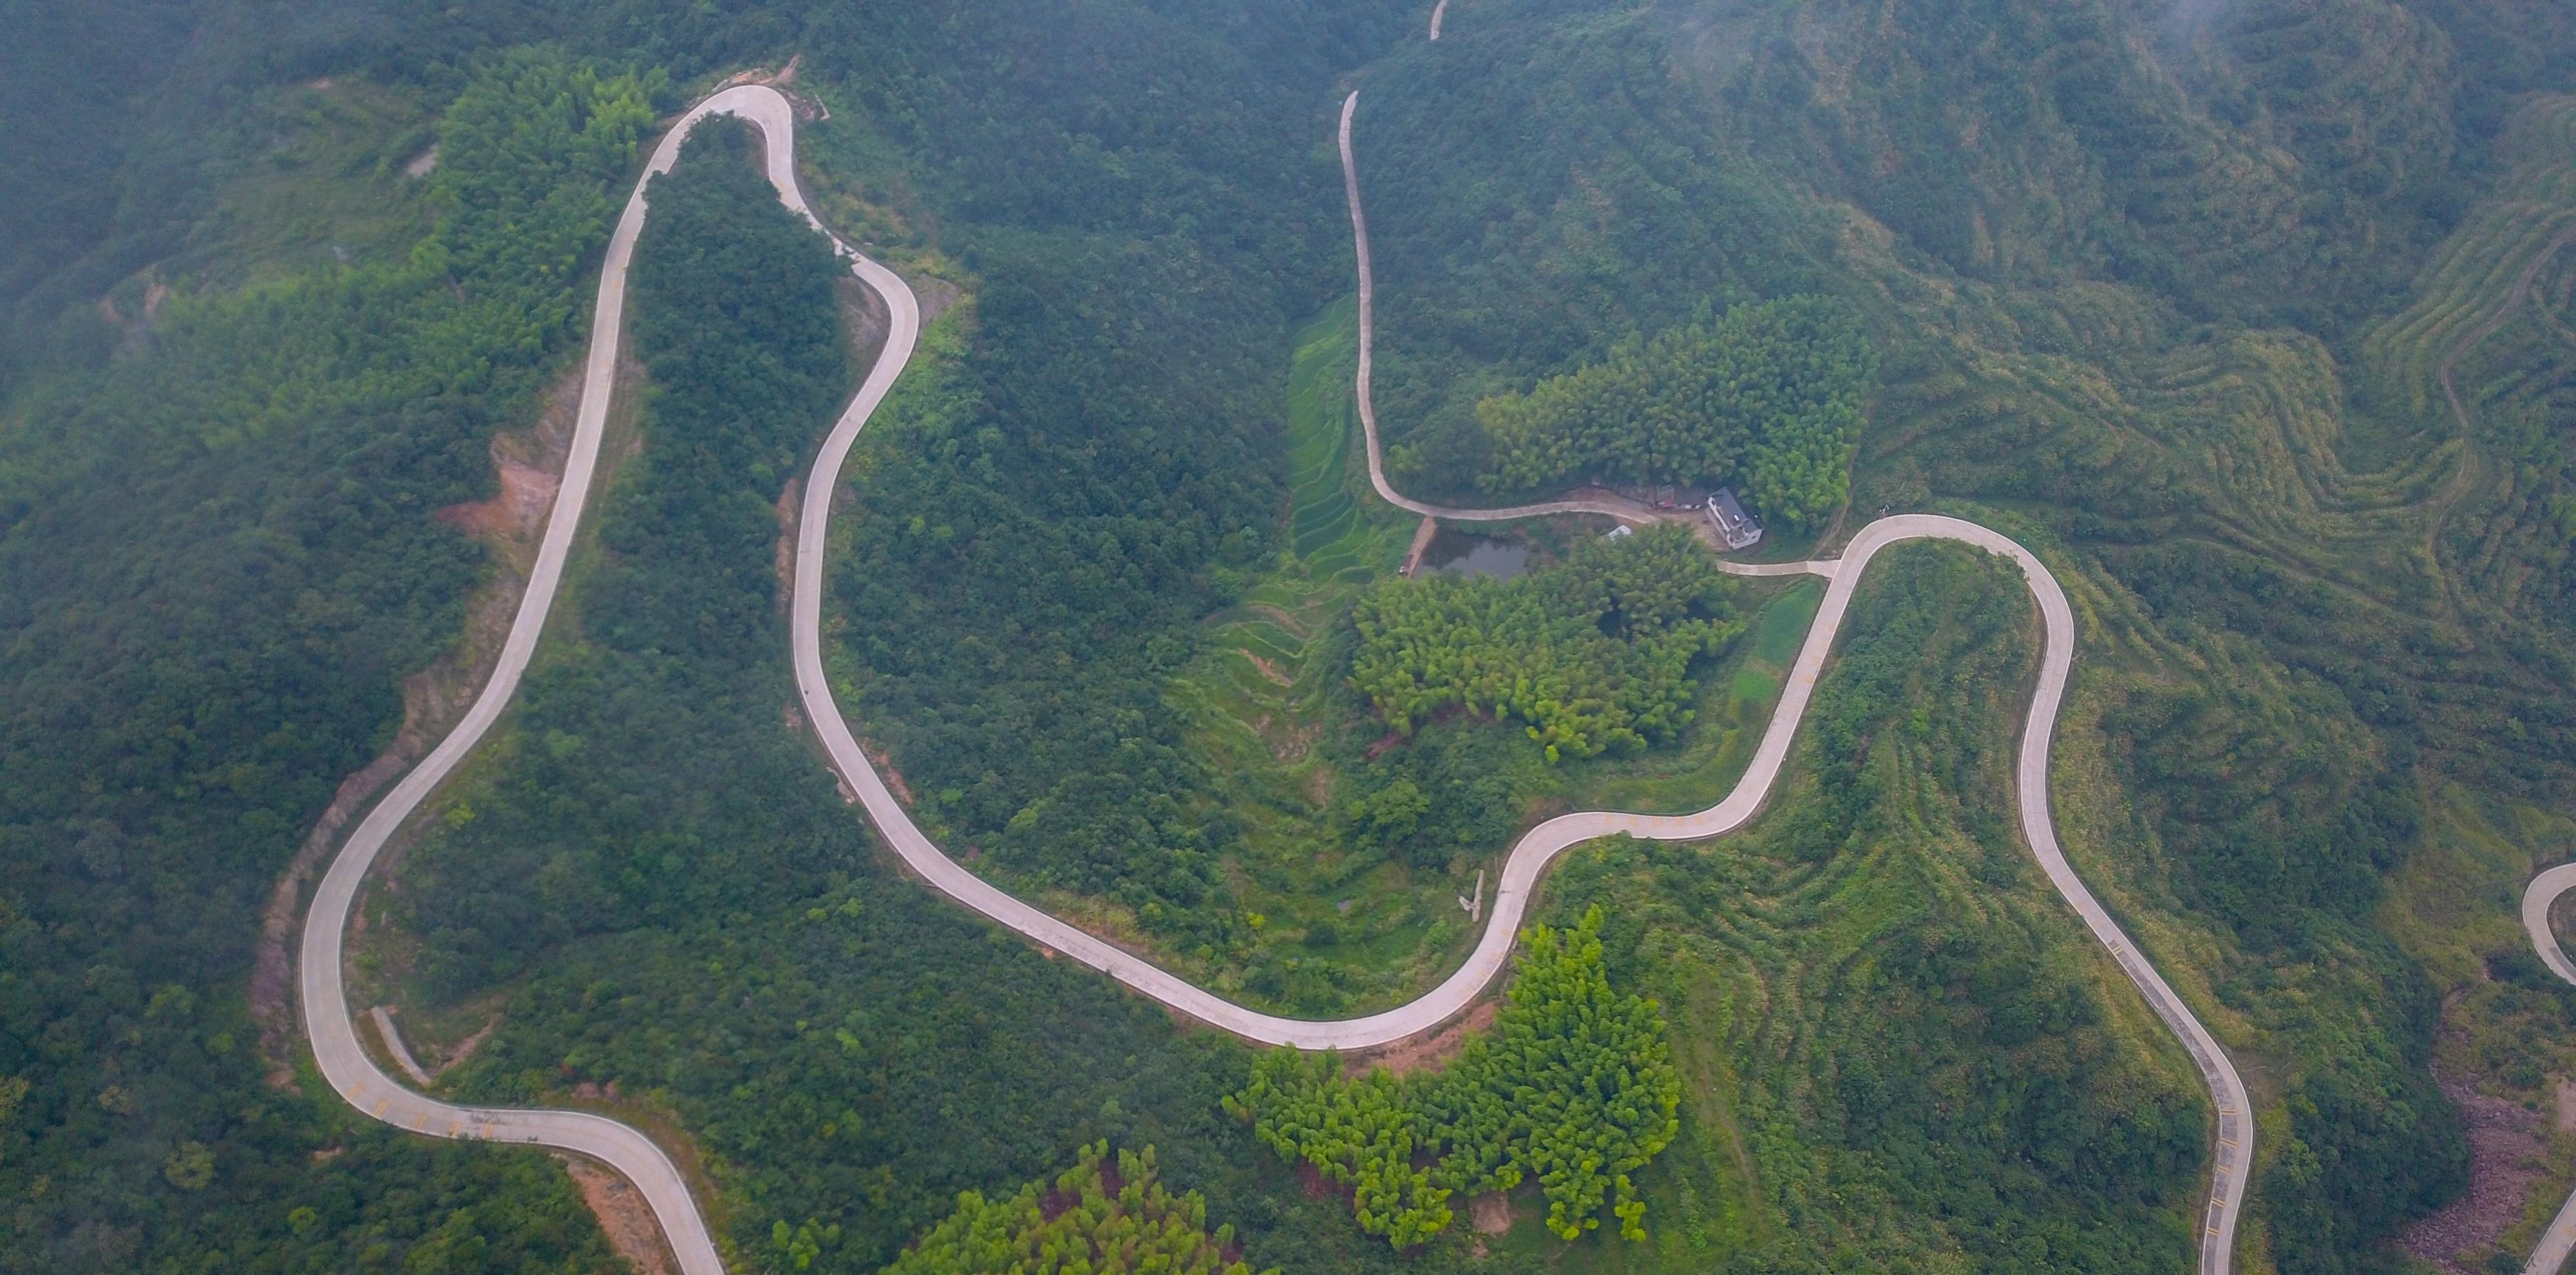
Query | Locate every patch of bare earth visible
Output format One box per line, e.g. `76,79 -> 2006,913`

430,1015 -> 502,1078
913,276 -> 964,328
1349,999 -> 1497,1079
249,366 -> 579,1087
773,478 -> 800,612
862,740 -> 914,805
1271,716 -> 1322,764
561,1155 -> 676,1275
836,272 -> 890,370
1466,1189 -> 1515,1256
1242,652 -> 1293,686
2397,1070 -> 2552,1272
1299,764 -> 1333,806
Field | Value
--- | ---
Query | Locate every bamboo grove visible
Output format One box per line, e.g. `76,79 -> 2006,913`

882,1143 -> 1270,1275
1224,908 -> 1682,1247
1474,298 -> 1877,528
1347,525 -> 1743,761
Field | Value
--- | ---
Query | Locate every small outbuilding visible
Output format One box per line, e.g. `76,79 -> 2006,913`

1708,489 -> 1763,551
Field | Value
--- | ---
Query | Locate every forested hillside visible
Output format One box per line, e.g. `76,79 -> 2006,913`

366,118 -> 1396,1274
1472,298 -> 1875,523
1229,907 -> 1683,1247
1349,524 -> 1742,760
7,1 -> 2576,1274
1340,5 -> 2576,1269
0,46 -> 654,1273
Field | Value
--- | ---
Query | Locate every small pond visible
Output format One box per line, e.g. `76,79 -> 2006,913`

1423,533 -> 1533,580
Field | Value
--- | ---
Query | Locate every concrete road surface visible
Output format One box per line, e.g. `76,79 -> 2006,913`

2519,865 -> 2576,1274
300,86 -> 867,1275
303,73 -> 2255,1275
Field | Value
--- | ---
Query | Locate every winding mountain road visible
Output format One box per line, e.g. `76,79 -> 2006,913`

2517,867 -> 2576,1274
298,86 -> 868,1275
1332,82 -> 2249,1271
303,59 -> 2254,1275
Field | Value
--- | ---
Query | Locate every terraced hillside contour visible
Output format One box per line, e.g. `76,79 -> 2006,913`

303,60 -> 2255,1275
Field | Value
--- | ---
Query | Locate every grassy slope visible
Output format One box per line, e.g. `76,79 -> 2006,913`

1440,543 -> 2205,1275
1304,5 -> 2576,1269
1143,299 -> 1824,1014
1837,86 -> 2576,1275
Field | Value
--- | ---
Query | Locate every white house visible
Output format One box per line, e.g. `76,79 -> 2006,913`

1708,489 -> 1763,551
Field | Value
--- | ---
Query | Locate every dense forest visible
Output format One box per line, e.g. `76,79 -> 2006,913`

355,79 -> 1428,1275
882,1142 -> 1269,1275
1349,524 -> 1742,760
813,0 -> 1417,959
0,45 -> 656,1274
7,1 -> 2576,1274
1229,907 -> 1681,1247
1474,299 -> 1877,526
391,117 -> 850,999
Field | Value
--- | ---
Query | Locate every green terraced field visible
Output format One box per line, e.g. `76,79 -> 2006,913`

1152,299 -> 1824,1015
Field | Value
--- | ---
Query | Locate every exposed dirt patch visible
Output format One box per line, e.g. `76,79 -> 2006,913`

432,1015 -> 502,1077
1467,1189 -> 1513,1236
719,55 -> 802,93
434,367 -> 583,574
1295,1160 -> 1347,1204
913,275 -> 964,328
562,1155 -> 676,1275
1299,764 -> 1334,808
837,274 -> 890,371
1348,998 -> 1497,1078
2559,1078 -> 2576,1135
438,454 -> 559,550
2397,1072 -> 2553,1272
773,478 -> 801,612
862,739 -> 915,806
251,365 -> 582,1088
402,144 -> 439,178
1273,717 -> 1322,764
1242,652 -> 1293,687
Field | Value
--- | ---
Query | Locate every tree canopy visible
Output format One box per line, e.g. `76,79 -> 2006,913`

883,1142 -> 1269,1275
1226,906 -> 1681,1247
1349,524 -> 1743,760
1475,298 -> 1877,528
